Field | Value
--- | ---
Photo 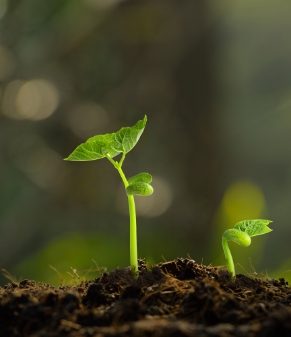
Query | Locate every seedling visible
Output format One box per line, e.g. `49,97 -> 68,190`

222,219 -> 272,280
64,116 -> 153,278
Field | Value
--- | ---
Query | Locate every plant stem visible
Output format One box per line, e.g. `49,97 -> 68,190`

106,154 -> 118,168
118,153 -> 126,168
107,154 -> 139,278
127,194 -> 138,277
222,236 -> 235,280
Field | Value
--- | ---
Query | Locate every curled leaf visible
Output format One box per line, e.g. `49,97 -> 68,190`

126,182 -> 154,196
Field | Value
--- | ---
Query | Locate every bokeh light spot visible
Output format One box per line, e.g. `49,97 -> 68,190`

68,102 -> 109,139
116,176 -> 173,218
9,134 -> 66,193
15,79 -> 59,120
1,80 -> 24,119
222,180 -> 265,224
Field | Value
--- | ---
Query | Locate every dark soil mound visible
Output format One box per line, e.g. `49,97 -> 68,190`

1,258 -> 291,337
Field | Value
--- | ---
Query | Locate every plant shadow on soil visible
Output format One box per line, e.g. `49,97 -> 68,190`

1,258 -> 291,337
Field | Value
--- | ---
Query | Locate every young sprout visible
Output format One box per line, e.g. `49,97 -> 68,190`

222,219 -> 272,281
64,116 -> 153,278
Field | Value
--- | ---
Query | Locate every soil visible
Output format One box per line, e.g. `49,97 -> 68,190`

1,258 -> 291,337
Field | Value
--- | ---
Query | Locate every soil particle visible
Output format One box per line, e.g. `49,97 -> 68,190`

1,258 -> 291,336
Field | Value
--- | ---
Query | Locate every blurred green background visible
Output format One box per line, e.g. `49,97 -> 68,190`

1,0 -> 291,286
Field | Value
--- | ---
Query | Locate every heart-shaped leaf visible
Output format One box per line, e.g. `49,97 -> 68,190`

65,116 -> 147,161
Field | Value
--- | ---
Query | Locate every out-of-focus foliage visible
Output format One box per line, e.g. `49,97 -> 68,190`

12,231 -> 186,287
13,233 -> 129,287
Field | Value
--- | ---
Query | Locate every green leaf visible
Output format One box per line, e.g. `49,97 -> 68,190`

65,116 -> 147,161
234,219 -> 272,237
111,116 -> 147,154
64,134 -> 119,161
126,182 -> 154,196
128,172 -> 152,185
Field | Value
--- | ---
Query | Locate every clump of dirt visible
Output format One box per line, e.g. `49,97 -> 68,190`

1,258 -> 291,337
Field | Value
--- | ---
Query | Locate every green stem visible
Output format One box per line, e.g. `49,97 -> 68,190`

116,165 -> 129,188
107,154 -> 138,278
106,154 -> 118,168
222,236 -> 235,280
127,194 -> 138,277
118,153 -> 126,168
222,229 -> 251,281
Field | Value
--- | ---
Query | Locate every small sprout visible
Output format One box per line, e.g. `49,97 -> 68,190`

222,219 -> 272,281
65,116 -> 153,278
